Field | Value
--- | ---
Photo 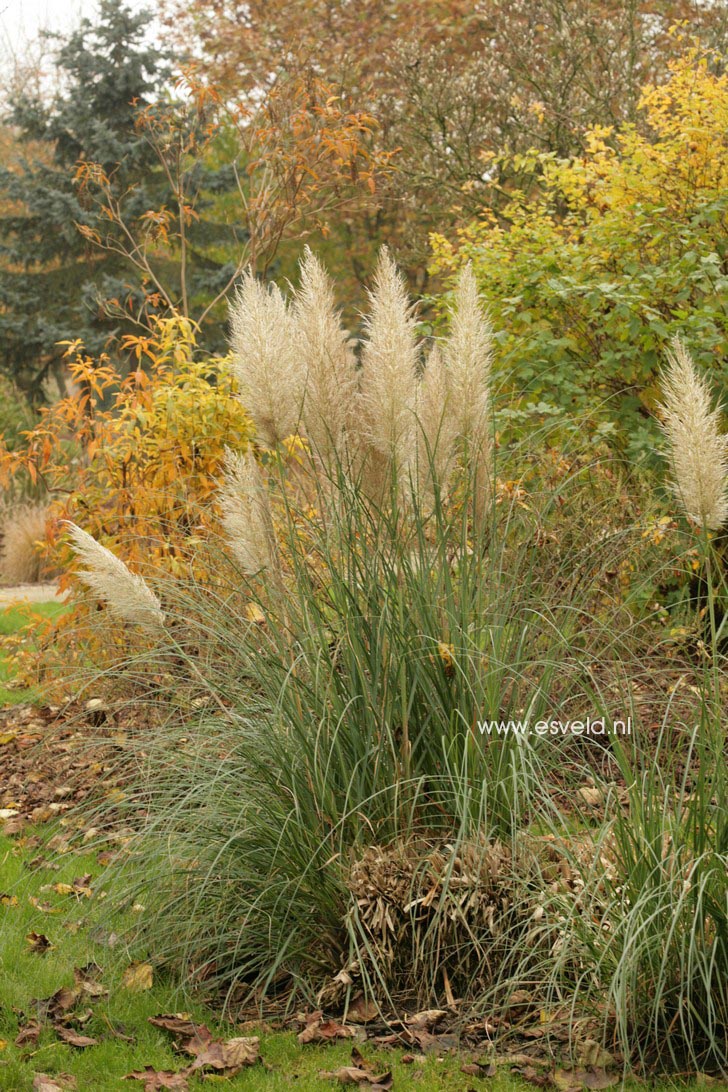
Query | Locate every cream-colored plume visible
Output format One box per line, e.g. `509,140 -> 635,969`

443,263 -> 493,458
658,337 -> 728,530
219,449 -> 278,575
65,523 -> 165,628
293,247 -> 357,465
442,264 -> 494,516
358,248 -> 419,481
230,271 -> 304,447
415,344 -> 458,501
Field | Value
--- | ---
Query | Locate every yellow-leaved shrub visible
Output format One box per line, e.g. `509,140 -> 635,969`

0,316 -> 254,693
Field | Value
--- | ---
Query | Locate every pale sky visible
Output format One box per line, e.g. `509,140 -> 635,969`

0,0 -> 153,83
2,0 -> 102,52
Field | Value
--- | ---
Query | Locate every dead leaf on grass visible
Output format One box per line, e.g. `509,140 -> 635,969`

29,983 -> 80,1025
15,1020 -> 42,1047
28,896 -> 61,913
147,1014 -> 201,1038
53,1024 -> 98,1048
32,1078 -> 62,1092
26,931 -> 53,954
74,963 -> 108,998
121,962 -> 153,991
319,1046 -> 392,1088
124,1068 -> 190,1091
298,1011 -> 356,1044
188,1035 -> 260,1072
461,1060 -> 497,1078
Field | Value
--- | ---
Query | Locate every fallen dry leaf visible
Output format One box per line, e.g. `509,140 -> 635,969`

551,1066 -> 620,1091
50,883 -> 75,896
147,1014 -> 201,1038
74,963 -> 108,999
319,1046 -> 392,1089
15,1020 -> 42,1047
26,931 -> 53,954
405,1009 -> 448,1031
189,1035 -> 260,1072
347,994 -> 379,1023
461,1060 -> 497,1078
581,1071 -> 619,1090
32,1076 -> 76,1092
577,1041 -> 615,1069
122,962 -> 153,991
33,1077 -> 63,1092
124,1068 -> 190,1091
299,1012 -> 356,1044
53,1025 -> 98,1048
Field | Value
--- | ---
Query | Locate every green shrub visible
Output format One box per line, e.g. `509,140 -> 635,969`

430,41 -> 728,465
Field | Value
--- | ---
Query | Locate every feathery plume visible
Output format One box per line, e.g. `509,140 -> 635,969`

443,263 -> 493,457
415,344 -> 458,501
358,248 -> 419,479
443,264 -> 494,517
219,449 -> 278,575
293,247 -> 357,465
658,337 -> 728,530
65,523 -> 165,628
229,271 -> 304,447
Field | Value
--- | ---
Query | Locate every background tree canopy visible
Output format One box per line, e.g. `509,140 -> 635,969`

0,2 -> 168,392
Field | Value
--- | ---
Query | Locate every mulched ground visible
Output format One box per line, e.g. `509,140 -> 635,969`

0,702 -> 120,833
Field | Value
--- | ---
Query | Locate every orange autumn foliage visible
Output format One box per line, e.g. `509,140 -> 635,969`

0,316 -> 253,694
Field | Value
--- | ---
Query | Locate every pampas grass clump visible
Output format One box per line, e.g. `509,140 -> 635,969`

227,248 -> 494,517
67,251 -> 728,1074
